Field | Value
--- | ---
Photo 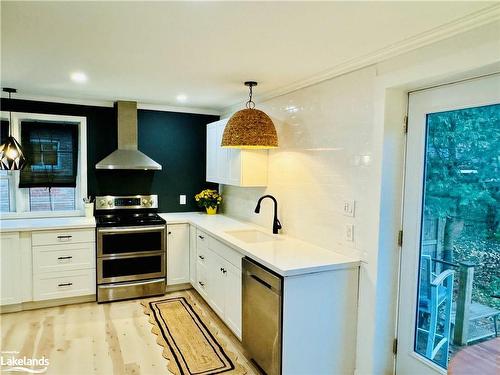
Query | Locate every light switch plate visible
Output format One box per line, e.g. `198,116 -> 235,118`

343,200 -> 355,217
179,195 -> 186,205
345,224 -> 354,242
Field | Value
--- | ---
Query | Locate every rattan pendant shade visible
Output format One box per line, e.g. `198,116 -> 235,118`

221,82 -> 278,149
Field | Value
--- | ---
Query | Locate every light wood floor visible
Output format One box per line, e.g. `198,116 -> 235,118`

0,289 -> 259,375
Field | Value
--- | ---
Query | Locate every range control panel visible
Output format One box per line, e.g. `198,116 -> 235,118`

95,195 -> 158,210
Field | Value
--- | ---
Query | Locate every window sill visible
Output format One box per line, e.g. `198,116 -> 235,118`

0,210 -> 85,220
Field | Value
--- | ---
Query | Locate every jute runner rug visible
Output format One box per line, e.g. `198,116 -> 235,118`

142,296 -> 248,375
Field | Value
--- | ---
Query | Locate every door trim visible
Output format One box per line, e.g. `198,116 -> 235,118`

395,73 -> 500,374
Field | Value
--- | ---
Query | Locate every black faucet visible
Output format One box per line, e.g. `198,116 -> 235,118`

254,195 -> 282,234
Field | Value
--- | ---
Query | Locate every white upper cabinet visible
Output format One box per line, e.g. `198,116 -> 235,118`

206,123 -> 218,182
206,118 -> 268,186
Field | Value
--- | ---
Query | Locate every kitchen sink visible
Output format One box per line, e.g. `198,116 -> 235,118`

225,229 -> 280,244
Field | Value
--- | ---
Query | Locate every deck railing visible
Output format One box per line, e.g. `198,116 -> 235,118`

432,258 -> 476,345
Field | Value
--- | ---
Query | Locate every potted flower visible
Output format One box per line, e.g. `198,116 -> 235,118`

195,189 -> 222,215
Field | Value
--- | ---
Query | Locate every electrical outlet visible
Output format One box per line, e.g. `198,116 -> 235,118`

343,200 -> 355,217
345,224 -> 354,242
179,195 -> 186,205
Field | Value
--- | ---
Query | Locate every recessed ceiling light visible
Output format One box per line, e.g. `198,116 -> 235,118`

70,72 -> 88,83
176,94 -> 187,103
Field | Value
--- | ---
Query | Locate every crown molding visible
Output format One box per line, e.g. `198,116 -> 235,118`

137,102 -> 220,116
222,4 -> 500,114
0,93 -> 221,116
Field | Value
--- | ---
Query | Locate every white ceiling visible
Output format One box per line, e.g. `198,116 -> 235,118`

1,1 -> 496,112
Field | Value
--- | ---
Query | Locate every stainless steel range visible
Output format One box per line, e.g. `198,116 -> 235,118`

95,195 -> 166,303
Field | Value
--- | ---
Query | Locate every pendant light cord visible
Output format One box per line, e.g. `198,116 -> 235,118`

245,84 -> 256,109
8,91 -> 12,136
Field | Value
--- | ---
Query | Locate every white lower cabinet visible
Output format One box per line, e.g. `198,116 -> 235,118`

207,249 -> 227,318
167,224 -> 190,285
193,228 -> 243,339
32,228 -> 95,302
0,232 -> 23,306
224,261 -> 242,337
34,269 -> 95,301
189,225 -> 197,286
1,227 -> 96,307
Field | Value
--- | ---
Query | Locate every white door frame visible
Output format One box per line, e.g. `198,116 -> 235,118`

396,73 -> 500,374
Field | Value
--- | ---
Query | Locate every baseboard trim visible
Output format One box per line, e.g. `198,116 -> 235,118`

165,283 -> 192,293
1,295 -> 96,314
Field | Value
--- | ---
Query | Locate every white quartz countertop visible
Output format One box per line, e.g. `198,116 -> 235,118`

160,212 -> 360,277
0,216 -> 96,232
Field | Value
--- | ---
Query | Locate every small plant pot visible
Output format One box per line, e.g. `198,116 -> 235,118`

206,206 -> 217,215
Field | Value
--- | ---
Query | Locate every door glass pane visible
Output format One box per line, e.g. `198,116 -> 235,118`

102,255 -> 162,279
415,103 -> 500,370
101,231 -> 163,255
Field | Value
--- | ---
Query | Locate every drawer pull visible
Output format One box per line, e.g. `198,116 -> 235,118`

57,235 -> 73,241
198,235 -> 205,240
198,281 -> 205,287
57,256 -> 73,260
58,282 -> 73,287
198,255 -> 205,260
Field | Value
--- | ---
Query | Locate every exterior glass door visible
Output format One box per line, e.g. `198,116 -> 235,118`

397,75 -> 500,374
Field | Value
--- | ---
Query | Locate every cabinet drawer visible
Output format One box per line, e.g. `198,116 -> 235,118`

196,229 -> 209,249
32,228 -> 95,247
209,237 -> 243,269
196,261 -> 209,299
33,242 -> 95,274
196,245 -> 209,265
33,269 -> 96,301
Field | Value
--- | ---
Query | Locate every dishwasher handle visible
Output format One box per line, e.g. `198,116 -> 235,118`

250,274 -> 273,290
243,257 -> 282,294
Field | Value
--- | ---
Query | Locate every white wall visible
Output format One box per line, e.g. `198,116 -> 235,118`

221,20 -> 500,375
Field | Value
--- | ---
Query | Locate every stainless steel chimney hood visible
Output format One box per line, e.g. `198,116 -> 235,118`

96,101 -> 162,170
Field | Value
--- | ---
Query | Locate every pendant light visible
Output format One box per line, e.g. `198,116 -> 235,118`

0,88 -> 26,170
221,81 -> 278,149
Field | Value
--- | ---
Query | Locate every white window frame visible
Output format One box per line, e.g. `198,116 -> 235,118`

0,111 -> 87,219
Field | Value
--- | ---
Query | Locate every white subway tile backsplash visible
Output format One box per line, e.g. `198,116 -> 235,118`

221,66 -> 376,260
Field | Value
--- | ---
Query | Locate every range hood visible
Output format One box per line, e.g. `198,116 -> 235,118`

96,101 -> 162,170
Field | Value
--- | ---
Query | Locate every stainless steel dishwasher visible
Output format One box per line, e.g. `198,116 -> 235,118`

242,257 -> 283,375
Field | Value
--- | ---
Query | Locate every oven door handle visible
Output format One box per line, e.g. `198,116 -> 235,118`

100,278 -> 165,288
99,250 -> 165,260
97,225 -> 166,234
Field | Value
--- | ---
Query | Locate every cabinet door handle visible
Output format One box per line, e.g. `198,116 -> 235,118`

168,231 -> 172,235
57,256 -> 73,260
58,282 -> 73,287
221,267 -> 227,274
198,281 -> 205,287
198,235 -> 205,240
198,255 -> 205,260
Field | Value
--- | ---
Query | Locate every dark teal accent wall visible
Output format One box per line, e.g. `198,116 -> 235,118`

1,98 -> 219,212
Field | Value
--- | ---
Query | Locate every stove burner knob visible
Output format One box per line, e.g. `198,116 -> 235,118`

142,199 -> 149,206
98,199 -> 106,207
149,199 -> 154,206
107,200 -> 113,206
